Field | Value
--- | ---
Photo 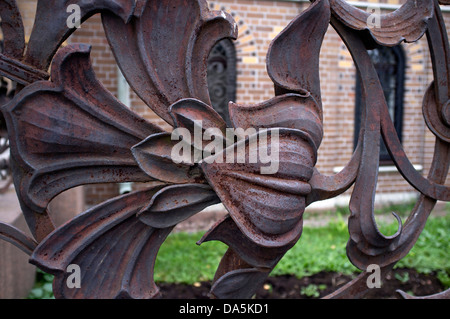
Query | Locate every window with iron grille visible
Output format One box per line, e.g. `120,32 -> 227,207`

354,45 -> 406,164
207,38 -> 237,127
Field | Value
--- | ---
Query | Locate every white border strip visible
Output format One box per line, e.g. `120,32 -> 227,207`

345,1 -> 450,12
203,191 -> 419,213
258,0 -> 450,12
333,164 -> 423,174
307,191 -> 419,210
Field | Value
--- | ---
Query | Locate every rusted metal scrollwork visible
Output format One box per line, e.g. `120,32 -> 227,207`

0,0 -> 449,299
0,40 -> 14,194
0,76 -> 13,194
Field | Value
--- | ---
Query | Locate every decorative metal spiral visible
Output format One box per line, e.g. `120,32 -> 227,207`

0,0 -> 448,299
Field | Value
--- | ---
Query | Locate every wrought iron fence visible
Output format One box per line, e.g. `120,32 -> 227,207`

0,0 -> 449,299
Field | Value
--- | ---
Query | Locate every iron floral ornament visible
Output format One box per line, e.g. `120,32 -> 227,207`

0,0 -> 449,299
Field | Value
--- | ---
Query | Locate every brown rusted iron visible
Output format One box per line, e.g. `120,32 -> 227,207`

0,0 -> 25,60
0,75 -> 13,194
0,0 -> 448,299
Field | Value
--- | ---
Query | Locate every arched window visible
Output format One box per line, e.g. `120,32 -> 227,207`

207,39 -> 237,126
354,45 -> 406,164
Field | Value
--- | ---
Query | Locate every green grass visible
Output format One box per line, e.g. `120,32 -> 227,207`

154,232 -> 227,283
27,204 -> 450,298
27,269 -> 55,299
154,212 -> 450,288
271,216 -> 356,278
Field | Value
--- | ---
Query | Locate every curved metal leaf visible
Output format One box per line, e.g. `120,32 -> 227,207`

30,187 -> 172,299
24,0 -> 136,70
170,98 -> 228,137
329,0 -> 433,46
2,44 -> 162,215
102,0 -> 238,125
0,0 -> 25,59
0,222 -> 37,256
397,288 -> 450,299
138,184 -> 220,228
423,82 -> 450,143
267,0 -> 330,104
306,142 -> 362,206
323,265 -> 394,299
210,268 -> 270,299
198,215 -> 294,269
425,5 -> 450,139
200,128 -> 316,248
169,98 -> 230,154
131,133 -> 205,184
229,93 -> 323,149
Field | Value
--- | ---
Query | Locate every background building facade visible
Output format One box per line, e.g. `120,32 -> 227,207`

9,0 -> 450,210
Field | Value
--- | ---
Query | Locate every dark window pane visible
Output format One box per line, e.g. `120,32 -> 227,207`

354,45 -> 405,164
207,39 -> 237,127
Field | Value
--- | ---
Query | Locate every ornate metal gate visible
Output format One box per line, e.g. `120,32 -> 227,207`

0,0 -> 449,299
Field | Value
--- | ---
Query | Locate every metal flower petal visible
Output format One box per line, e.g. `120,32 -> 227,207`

200,128 -> 317,248
329,0 -> 434,46
131,132 -> 205,184
170,98 -> 228,139
24,0 -> 136,71
102,0 -> 238,125
1,44 -> 162,238
30,186 -> 171,299
0,0 -> 448,301
229,93 -> 323,149
267,0 -> 330,102
0,0 -> 26,59
138,184 -> 220,229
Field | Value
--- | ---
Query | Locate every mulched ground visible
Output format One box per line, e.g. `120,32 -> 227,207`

157,268 -> 445,299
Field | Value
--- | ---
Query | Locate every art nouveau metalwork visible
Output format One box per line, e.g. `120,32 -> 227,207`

0,81 -> 12,194
207,39 -> 237,126
0,46 -> 14,194
0,0 -> 449,299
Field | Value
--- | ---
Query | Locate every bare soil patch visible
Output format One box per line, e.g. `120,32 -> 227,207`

158,268 -> 445,299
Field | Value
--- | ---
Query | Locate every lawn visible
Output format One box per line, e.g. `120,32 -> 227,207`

153,209 -> 450,287
27,202 -> 450,298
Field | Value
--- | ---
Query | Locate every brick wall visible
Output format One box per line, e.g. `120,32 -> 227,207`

16,0 -> 37,38
69,15 -> 122,206
205,0 -> 449,209
10,0 -> 450,209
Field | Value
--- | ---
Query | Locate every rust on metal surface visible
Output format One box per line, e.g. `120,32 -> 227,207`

0,0 -> 448,299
